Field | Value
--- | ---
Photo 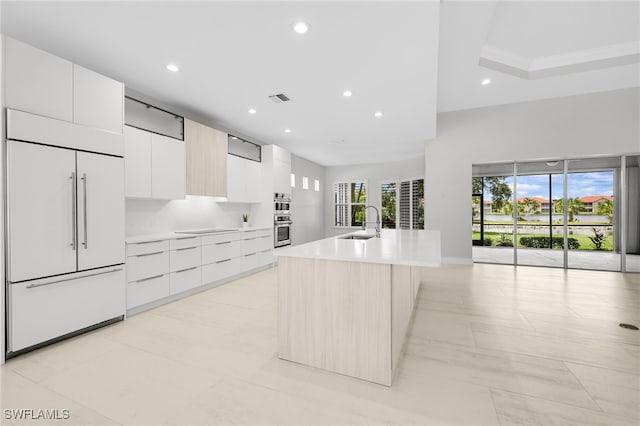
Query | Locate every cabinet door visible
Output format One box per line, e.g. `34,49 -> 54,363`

151,134 -> 185,200
76,152 -> 125,271
273,158 -> 291,194
245,159 -> 262,202
185,119 -> 227,197
7,141 -> 77,282
124,126 -> 152,198
73,65 -> 124,133
5,37 -> 73,122
226,154 -> 245,202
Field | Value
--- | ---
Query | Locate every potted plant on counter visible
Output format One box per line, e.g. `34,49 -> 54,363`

242,213 -> 249,228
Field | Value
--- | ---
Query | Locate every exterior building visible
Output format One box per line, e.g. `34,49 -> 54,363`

579,195 -> 613,213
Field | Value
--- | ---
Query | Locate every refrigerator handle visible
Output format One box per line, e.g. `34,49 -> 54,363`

70,172 -> 76,250
81,173 -> 88,249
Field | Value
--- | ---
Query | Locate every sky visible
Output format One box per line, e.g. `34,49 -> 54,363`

484,171 -> 614,201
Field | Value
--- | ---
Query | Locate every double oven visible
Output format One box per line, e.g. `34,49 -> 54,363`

274,193 -> 292,247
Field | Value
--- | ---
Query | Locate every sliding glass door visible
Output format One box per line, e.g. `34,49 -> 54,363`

625,155 -> 640,272
472,155 -> 637,272
471,163 -> 514,265
566,157 -> 620,271
515,161 -> 564,268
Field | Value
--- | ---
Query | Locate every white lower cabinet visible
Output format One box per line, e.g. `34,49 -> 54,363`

170,246 -> 201,272
127,274 -> 170,309
127,251 -> 170,282
9,267 -> 125,352
170,266 -> 201,295
202,257 -> 244,284
126,229 -> 273,312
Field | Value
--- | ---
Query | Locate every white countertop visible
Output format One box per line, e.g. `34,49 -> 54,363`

275,229 -> 442,267
126,226 -> 273,244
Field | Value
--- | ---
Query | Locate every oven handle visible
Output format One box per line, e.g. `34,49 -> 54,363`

274,221 -> 292,225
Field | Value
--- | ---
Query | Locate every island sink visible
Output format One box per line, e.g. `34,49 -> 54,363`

340,234 -> 375,240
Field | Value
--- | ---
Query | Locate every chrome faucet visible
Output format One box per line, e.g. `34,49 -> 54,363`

362,205 -> 381,238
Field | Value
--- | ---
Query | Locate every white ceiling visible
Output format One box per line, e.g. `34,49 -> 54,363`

0,1 -> 440,166
1,1 -> 639,166
438,1 -> 640,112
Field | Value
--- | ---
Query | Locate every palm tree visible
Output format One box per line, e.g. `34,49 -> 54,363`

595,199 -> 614,224
567,197 -> 585,223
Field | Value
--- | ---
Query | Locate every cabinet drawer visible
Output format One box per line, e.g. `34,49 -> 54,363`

127,251 -> 169,282
201,232 -> 242,246
170,246 -> 201,272
258,249 -> 274,267
127,274 -> 170,309
202,257 -> 243,284
9,268 -> 125,352
127,239 -> 169,256
170,236 -> 200,250
170,266 -> 201,295
243,235 -> 273,255
202,240 -> 242,264
252,229 -> 272,239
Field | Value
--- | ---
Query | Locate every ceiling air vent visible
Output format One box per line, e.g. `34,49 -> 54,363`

269,93 -> 291,103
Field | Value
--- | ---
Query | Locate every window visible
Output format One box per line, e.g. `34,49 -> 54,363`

386,178 -> 424,230
380,182 -> 397,229
302,176 -> 309,190
334,181 -> 367,227
314,179 -> 320,192
290,173 -> 295,188
228,135 -> 261,162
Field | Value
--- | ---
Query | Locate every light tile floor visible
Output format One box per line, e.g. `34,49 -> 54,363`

1,264 -> 639,425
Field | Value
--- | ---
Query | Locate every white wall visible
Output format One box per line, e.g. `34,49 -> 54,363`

426,88 -> 640,263
324,157 -> 425,237
126,197 -> 261,236
291,154 -> 325,245
1,35 -> 6,363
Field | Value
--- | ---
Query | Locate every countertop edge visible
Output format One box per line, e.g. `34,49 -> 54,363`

126,227 -> 273,244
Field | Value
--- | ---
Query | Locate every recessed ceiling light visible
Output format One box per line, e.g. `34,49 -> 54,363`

248,108 -> 257,114
343,90 -> 353,97
481,78 -> 491,86
374,111 -> 383,118
284,128 -> 292,133
293,22 -> 309,34
166,64 -> 180,72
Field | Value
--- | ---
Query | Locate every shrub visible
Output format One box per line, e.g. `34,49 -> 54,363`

520,236 -> 580,250
483,238 -> 493,246
495,234 -> 513,247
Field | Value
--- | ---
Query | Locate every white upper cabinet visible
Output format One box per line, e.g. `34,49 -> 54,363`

124,126 -> 185,200
73,65 -> 124,134
151,133 -> 186,200
227,154 -> 262,203
4,37 -> 123,135
5,37 -> 73,122
124,126 -> 152,198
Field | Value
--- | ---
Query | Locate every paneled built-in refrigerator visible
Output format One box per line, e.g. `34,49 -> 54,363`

6,115 -> 126,354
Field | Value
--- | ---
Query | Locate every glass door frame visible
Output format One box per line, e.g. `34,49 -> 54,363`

473,154 -> 637,273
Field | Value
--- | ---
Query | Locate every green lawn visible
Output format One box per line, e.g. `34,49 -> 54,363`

472,231 -> 613,251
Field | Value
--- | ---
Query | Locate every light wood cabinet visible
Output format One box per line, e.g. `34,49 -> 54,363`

73,65 -> 124,134
5,37 -> 73,122
184,119 -> 227,197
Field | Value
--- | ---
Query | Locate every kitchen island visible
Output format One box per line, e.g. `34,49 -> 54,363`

275,229 -> 441,386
